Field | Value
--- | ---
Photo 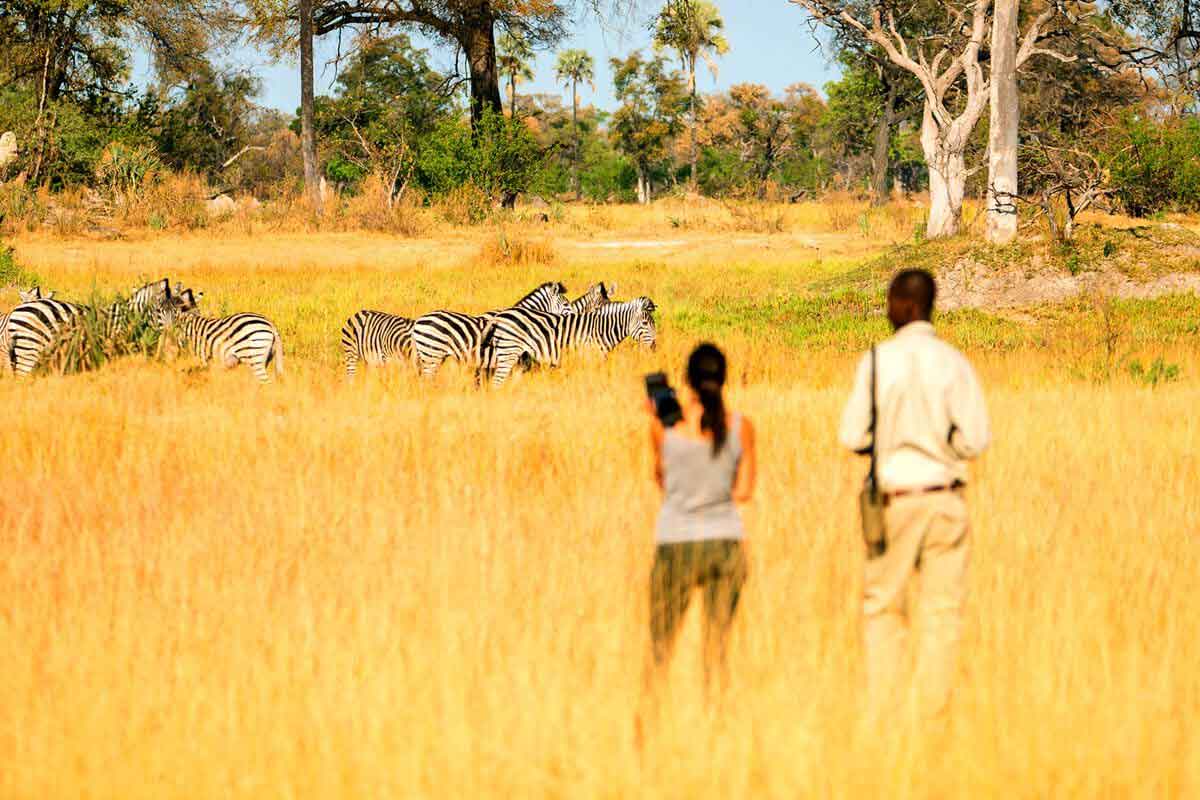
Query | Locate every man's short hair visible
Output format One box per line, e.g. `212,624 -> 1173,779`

889,269 -> 936,318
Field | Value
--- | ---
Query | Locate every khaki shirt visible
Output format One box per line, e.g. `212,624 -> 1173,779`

839,321 -> 990,492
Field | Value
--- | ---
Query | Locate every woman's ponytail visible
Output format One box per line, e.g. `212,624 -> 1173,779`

687,343 -> 728,457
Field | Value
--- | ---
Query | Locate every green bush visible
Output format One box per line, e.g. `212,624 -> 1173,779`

418,109 -> 546,201
1103,114 -> 1200,216
0,241 -> 40,288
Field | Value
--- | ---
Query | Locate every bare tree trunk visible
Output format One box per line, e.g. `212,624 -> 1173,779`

922,107 -> 967,239
509,74 -> 517,118
462,20 -> 504,128
871,84 -> 897,207
688,60 -> 698,194
571,78 -> 580,200
636,166 -> 649,205
299,0 -> 321,213
987,0 -> 1019,244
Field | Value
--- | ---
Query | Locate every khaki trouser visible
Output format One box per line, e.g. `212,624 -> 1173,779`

863,489 -> 970,716
649,540 -> 747,685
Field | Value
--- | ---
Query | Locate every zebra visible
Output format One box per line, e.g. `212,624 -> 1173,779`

409,281 -> 572,378
478,297 -> 658,388
340,310 -> 415,378
155,289 -> 284,383
1,287 -> 53,375
566,282 -> 617,314
5,278 -> 171,376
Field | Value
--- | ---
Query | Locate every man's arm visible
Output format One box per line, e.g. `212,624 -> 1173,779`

838,352 -> 873,454
947,356 -> 990,459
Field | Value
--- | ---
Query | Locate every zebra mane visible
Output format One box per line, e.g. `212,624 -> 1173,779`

597,296 -> 653,315
515,281 -> 566,305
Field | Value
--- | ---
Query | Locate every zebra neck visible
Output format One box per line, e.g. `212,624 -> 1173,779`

177,314 -> 216,354
580,313 -> 628,350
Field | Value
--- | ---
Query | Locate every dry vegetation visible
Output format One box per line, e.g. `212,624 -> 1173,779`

1,204 -> 1198,797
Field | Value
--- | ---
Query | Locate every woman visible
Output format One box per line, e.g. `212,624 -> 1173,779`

647,342 -> 756,687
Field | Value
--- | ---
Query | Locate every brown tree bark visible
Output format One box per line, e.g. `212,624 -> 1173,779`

299,0 -> 321,213
870,83 -> 897,206
463,19 -> 504,126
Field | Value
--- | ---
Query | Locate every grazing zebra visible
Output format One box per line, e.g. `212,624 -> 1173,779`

340,310 -> 415,377
409,281 -> 572,378
156,289 -> 284,383
4,278 -> 171,376
567,282 -> 617,314
478,297 -> 658,388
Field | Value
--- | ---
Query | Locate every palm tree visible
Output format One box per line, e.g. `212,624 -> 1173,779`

498,32 -> 535,119
554,48 -> 595,200
653,0 -> 728,193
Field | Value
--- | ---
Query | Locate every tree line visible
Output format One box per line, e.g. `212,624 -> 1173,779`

4,0 -> 1200,241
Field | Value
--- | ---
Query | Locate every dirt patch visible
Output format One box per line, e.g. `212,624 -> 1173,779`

939,259 -> 1200,311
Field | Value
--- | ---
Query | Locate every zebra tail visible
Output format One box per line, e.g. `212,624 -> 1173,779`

273,334 -> 285,377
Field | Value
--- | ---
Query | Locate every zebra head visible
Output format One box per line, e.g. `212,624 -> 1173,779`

516,281 -> 572,314
127,278 -> 172,312
629,297 -> 658,350
18,286 -> 53,301
568,281 -> 616,314
154,289 -> 202,329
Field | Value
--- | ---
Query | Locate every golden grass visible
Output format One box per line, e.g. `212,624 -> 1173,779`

1,227 -> 1198,797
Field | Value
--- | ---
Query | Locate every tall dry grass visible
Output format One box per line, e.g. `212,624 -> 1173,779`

1,230 -> 1198,797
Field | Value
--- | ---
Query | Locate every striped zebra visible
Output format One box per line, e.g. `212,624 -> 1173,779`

5,278 -> 171,376
340,310 -> 415,378
567,282 -> 617,314
478,297 -> 658,388
410,281 -> 572,378
156,289 -> 284,383
1,287 -> 53,375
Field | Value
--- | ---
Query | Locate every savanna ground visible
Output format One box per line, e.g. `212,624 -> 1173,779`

1,199 -> 1199,798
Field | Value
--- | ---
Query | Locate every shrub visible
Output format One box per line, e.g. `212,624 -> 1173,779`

38,295 -> 161,375
476,230 -> 556,268
0,241 -> 40,287
1103,114 -> 1200,216
419,109 -> 546,203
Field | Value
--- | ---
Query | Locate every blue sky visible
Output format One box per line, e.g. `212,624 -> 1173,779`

219,1 -> 839,114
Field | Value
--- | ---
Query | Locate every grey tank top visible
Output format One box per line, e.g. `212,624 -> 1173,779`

655,414 -> 745,544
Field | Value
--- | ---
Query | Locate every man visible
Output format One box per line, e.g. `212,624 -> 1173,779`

839,268 -> 990,716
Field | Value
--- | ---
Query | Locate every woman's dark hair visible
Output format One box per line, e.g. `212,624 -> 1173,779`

687,343 -> 727,455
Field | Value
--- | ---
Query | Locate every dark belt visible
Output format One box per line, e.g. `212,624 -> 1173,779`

886,480 -> 965,501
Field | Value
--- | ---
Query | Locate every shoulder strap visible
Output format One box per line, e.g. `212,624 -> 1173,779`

868,346 -> 877,485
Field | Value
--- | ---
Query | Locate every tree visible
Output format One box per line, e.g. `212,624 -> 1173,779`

155,68 -> 262,178
987,0 -> 1019,243
313,34 -> 453,197
0,0 -> 232,183
299,0 -> 320,210
498,31 -> 535,119
652,0 -> 728,193
555,48 -> 595,199
300,1 -> 569,127
610,52 -> 686,204
791,0 -> 1071,238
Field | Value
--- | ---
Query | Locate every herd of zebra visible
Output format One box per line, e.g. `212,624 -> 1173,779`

1,278 -> 283,382
343,280 -> 658,386
1,278 -> 657,386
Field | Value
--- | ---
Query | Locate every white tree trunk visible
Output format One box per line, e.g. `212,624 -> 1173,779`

921,107 -> 967,239
636,167 -> 649,205
987,0 -> 1020,245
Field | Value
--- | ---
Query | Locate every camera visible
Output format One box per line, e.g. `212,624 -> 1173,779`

644,372 -> 683,427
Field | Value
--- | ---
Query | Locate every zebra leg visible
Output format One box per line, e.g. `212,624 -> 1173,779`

12,335 -> 40,377
344,346 -> 360,378
419,353 -> 444,379
490,351 -> 519,388
249,356 -> 271,383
